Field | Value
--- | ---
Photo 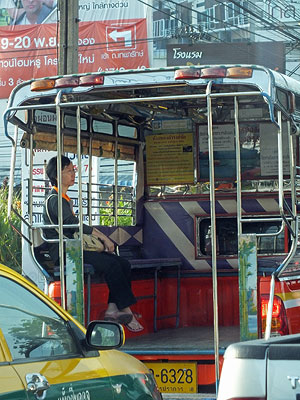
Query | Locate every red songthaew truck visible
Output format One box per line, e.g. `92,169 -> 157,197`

5,65 -> 300,394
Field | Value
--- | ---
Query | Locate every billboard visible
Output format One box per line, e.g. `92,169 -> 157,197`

0,0 -> 150,98
167,42 -> 285,73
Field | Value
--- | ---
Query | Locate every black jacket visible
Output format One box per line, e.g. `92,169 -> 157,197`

43,189 -> 93,263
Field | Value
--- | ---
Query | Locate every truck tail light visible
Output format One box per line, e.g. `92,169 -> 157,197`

48,282 -> 61,306
260,295 -> 289,336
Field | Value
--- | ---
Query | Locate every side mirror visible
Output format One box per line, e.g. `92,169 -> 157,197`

85,321 -> 125,350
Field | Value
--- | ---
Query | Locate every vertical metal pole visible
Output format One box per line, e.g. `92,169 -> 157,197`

29,131 -> 34,227
7,126 -> 18,219
132,158 -> 137,225
76,105 -> 85,322
277,111 -> 284,215
76,106 -> 84,255
114,121 -> 118,226
234,97 -> 242,237
206,82 -> 220,391
265,111 -> 283,340
287,121 -> 296,219
56,91 -> 66,310
287,121 -> 298,252
265,273 -> 275,340
88,135 -> 93,224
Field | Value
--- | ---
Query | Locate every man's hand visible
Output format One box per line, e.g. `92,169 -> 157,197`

102,237 -> 115,253
92,228 -> 115,253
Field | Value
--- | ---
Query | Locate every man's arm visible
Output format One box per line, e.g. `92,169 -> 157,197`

91,228 -> 115,253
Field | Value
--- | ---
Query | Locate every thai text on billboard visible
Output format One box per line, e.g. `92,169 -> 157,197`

0,0 -> 150,98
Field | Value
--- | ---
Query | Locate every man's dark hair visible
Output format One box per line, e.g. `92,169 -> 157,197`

46,155 -> 71,186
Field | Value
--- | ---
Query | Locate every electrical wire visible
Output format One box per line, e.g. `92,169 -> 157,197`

252,0 -> 300,26
153,0 -> 300,77
137,0 -> 223,43
152,0 -> 282,44
227,0 -> 300,42
156,0 -> 296,48
218,0 -> 300,76
214,0 -> 300,55
141,0 -> 289,67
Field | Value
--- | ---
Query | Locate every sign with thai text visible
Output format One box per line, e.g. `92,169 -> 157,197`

167,42 -> 285,73
146,133 -> 194,185
0,0 -> 149,98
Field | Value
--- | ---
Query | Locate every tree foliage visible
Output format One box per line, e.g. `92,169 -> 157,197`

0,187 -> 22,273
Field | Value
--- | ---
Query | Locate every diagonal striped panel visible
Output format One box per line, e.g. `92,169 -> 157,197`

242,199 -> 266,213
180,201 -> 207,217
218,199 -> 239,214
144,202 -> 203,269
160,202 -> 195,242
257,198 -> 279,213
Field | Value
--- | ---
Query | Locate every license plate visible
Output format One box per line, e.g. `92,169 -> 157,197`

145,362 -> 197,393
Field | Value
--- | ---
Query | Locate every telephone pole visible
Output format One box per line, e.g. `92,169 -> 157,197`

58,0 -> 79,75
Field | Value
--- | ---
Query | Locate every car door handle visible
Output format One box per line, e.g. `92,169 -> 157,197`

26,373 -> 50,400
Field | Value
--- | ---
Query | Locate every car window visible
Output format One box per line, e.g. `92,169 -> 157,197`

0,276 -> 80,361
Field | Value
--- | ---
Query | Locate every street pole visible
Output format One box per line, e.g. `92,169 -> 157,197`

58,0 -> 79,75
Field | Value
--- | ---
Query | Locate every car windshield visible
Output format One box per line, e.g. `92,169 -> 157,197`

0,276 -> 80,360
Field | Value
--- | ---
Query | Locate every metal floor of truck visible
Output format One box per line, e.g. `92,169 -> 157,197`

123,325 -> 241,353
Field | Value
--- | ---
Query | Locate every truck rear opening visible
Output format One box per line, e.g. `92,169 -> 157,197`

4,65 -> 300,395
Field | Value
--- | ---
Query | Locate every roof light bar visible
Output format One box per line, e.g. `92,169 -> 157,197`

30,79 -> 55,92
55,77 -> 79,88
226,67 -> 253,78
174,66 -> 254,80
79,74 -> 104,86
30,74 -> 105,92
201,68 -> 226,79
174,69 -> 201,80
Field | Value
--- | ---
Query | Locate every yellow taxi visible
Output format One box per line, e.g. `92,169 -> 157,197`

0,264 -> 162,400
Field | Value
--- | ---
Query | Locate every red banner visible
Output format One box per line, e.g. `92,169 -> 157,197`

0,19 -> 149,98
79,19 -> 149,72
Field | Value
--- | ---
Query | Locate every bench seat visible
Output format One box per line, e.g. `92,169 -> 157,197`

128,257 -> 182,332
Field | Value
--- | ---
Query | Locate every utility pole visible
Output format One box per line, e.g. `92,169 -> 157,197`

58,0 -> 79,75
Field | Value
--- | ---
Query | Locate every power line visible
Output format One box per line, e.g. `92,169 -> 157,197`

247,0 -> 300,37
222,0 -> 300,76
158,0 -> 280,43
228,0 -> 300,42
214,0 -> 298,44
142,0 -> 288,66
257,0 -> 300,27
136,0 -> 223,43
